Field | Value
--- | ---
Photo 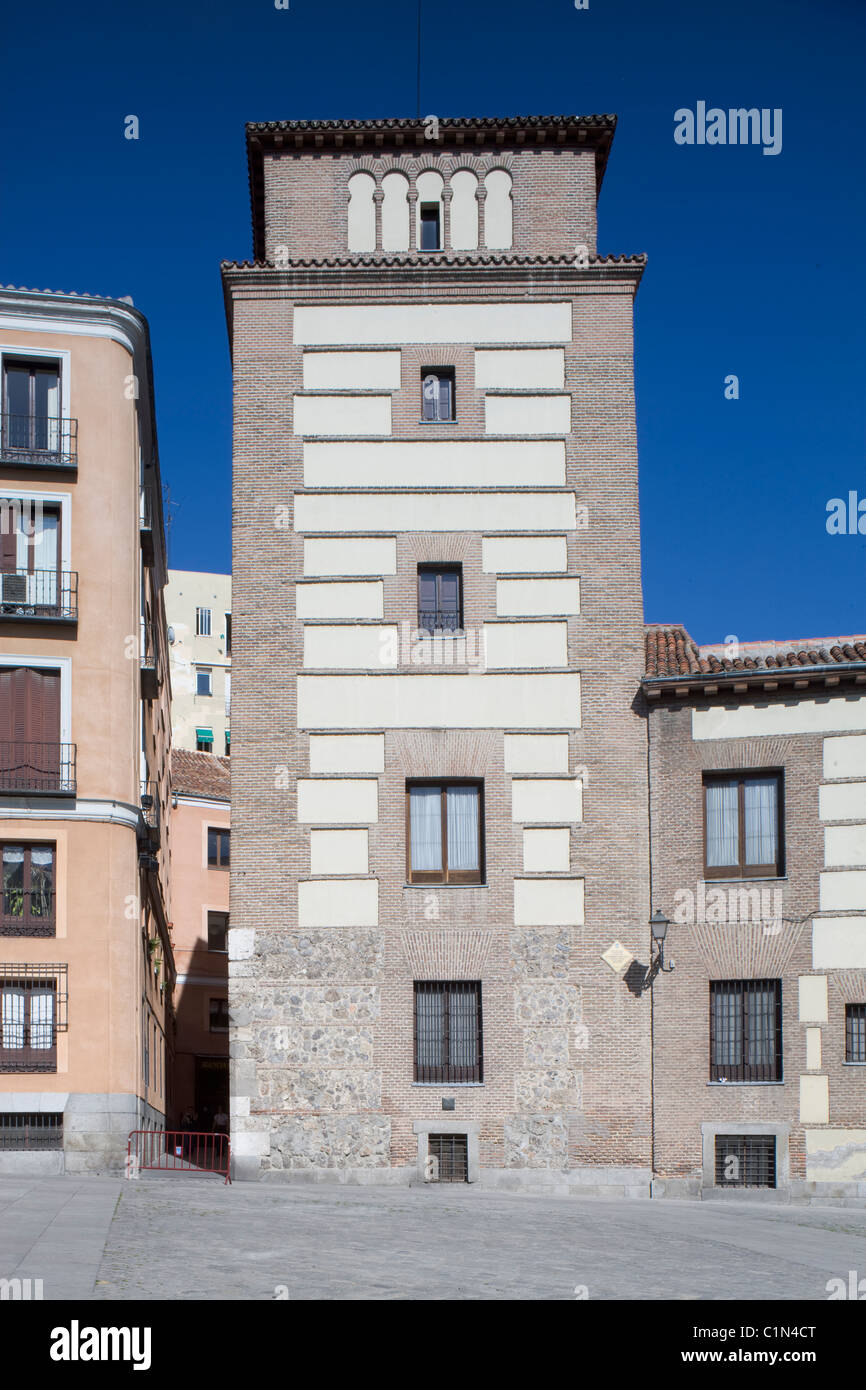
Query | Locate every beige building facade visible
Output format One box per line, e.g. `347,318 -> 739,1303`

166,569 -> 231,755
169,748 -> 229,1130
0,285 -> 174,1172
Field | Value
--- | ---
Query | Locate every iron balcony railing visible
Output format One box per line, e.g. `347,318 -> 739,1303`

139,485 -> 155,565
0,414 -> 78,469
140,623 -> 159,698
139,780 -> 161,848
1,889 -> 55,937
0,742 -> 77,796
418,609 -> 463,634
0,569 -> 78,622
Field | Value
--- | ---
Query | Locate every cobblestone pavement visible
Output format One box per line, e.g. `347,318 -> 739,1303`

2,1175 -> 865,1300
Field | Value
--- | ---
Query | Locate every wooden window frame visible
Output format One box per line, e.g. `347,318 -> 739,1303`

207,910 -> 229,953
709,978 -> 783,1083
702,770 -> 784,879
417,563 -> 463,634
406,779 -> 484,885
207,827 -> 230,870
0,841 -> 55,936
420,367 -> 455,422
209,997 -> 229,1033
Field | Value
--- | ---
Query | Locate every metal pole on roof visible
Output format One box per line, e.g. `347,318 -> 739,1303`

416,0 -> 422,119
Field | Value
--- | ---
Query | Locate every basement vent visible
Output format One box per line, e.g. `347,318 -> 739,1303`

714,1133 -> 776,1188
427,1132 -> 468,1183
0,1112 -> 63,1149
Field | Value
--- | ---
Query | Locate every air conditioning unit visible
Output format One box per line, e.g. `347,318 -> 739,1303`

1,573 -> 27,605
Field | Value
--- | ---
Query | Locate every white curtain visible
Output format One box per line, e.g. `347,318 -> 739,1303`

449,987 -> 478,1069
410,787 -> 442,872
30,990 -> 54,1049
30,846 -> 54,919
744,778 -> 777,866
415,989 -> 444,1070
30,510 -> 58,607
1,988 -> 25,1048
747,985 -> 775,1065
45,379 -> 60,452
446,786 -> 479,871
712,987 -> 741,1066
706,782 -> 738,867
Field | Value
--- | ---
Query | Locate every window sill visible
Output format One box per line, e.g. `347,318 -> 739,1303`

707,1080 -> 784,1087
418,419 -> 458,426
842,1061 -> 866,1067
412,1083 -> 484,1088
404,882 -> 487,890
702,876 -> 787,885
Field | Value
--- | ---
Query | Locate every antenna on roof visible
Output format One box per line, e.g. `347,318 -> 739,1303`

162,483 -> 180,567
416,0 -> 422,119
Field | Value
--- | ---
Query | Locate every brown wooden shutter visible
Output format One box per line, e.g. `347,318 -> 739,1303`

0,515 -> 17,571
28,669 -> 60,743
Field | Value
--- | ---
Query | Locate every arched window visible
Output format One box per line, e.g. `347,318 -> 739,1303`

381,171 -> 410,251
347,172 -> 376,252
484,169 -> 513,249
415,170 -> 444,252
449,170 -> 478,250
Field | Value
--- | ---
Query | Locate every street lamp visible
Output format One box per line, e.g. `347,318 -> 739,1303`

645,909 -> 674,987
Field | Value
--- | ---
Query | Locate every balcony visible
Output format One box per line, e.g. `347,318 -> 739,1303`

418,609 -> 463,635
0,414 -> 78,471
0,569 -> 78,623
138,780 -> 161,849
0,889 -> 55,938
0,742 -> 77,796
139,485 -> 154,566
140,623 -> 159,699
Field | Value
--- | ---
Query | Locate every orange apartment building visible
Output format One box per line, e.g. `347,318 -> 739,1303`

169,748 -> 230,1130
0,284 -> 174,1172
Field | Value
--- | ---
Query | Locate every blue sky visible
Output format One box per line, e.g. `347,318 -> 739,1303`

2,0 -> 864,644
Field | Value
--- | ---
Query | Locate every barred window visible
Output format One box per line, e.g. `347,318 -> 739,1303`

0,1112 -> 63,1149
414,981 -> 482,1083
710,979 -> 782,1082
427,1133 -> 468,1182
846,1004 -> 866,1063
195,607 -> 211,636
714,1134 -> 776,1188
0,964 -> 67,1073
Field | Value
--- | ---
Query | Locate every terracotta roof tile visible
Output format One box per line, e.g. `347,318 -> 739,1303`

171,749 -> 230,802
645,626 -> 866,680
221,252 -> 646,271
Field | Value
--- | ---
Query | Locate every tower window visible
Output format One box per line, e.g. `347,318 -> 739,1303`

419,204 -> 441,251
421,369 -> 455,423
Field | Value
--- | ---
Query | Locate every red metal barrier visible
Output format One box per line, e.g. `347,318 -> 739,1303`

127,1130 -> 231,1184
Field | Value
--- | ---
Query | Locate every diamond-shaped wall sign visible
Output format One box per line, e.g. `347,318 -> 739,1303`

601,940 -> 634,974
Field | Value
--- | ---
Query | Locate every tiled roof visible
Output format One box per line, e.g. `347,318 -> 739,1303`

221,252 -> 646,272
247,114 -> 617,134
645,625 -> 866,679
0,284 -> 134,304
171,749 -> 230,802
